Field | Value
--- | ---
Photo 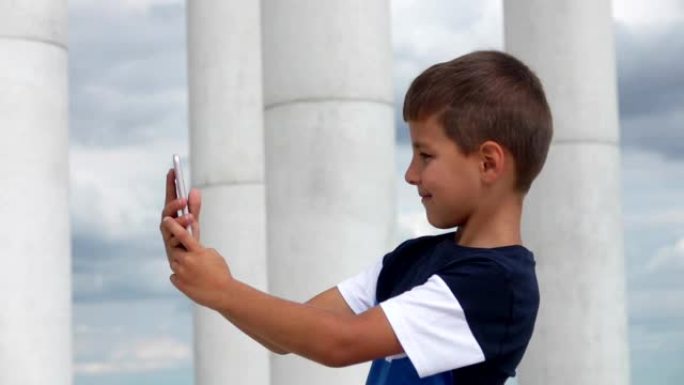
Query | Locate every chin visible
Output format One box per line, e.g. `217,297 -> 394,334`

426,215 -> 460,230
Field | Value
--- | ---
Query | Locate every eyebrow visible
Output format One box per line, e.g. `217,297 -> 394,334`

412,141 -> 431,149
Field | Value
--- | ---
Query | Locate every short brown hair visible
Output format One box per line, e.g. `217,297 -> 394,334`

403,50 -> 553,194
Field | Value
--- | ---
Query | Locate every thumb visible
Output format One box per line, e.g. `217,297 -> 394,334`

188,188 -> 202,242
188,188 -> 202,220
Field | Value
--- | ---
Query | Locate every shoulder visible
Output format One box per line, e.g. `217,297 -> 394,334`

435,255 -> 512,306
383,232 -> 452,266
436,245 -> 537,289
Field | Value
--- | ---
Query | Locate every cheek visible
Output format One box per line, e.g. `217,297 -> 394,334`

436,166 -> 479,201
454,171 -> 481,201
419,165 -> 439,189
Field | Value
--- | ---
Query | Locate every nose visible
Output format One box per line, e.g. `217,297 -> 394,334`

404,159 -> 419,185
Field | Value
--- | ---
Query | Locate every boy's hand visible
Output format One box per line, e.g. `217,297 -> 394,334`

161,168 -> 202,244
161,167 -> 228,309
161,216 -> 234,310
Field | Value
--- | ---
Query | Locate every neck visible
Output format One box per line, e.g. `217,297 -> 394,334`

453,193 -> 524,248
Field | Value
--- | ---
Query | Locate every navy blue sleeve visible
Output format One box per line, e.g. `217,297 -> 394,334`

379,255 -> 513,377
436,257 -> 512,360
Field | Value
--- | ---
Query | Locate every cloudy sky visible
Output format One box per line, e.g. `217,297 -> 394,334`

67,1 -> 683,384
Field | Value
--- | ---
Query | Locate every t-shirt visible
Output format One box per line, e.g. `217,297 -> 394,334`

337,231 -> 539,385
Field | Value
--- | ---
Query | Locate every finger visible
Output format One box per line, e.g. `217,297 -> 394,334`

168,233 -> 191,251
161,198 -> 187,219
165,235 -> 188,264
160,215 -> 187,244
168,234 -> 180,249
188,188 -> 202,221
165,168 -> 177,205
175,213 -> 193,228
190,217 -> 200,243
160,220 -> 172,243
170,259 -> 182,274
188,189 -> 201,241
160,214 -> 193,255
163,216 -> 201,252
179,213 -> 200,242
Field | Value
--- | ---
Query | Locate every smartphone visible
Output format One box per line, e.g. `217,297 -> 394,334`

172,154 -> 193,235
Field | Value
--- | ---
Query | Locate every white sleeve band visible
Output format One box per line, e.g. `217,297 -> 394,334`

336,258 -> 383,314
380,274 -> 486,377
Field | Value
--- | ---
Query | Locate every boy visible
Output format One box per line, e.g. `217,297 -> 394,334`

160,50 -> 553,384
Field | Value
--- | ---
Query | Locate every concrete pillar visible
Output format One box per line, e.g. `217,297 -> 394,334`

504,1 -> 630,384
262,1 -> 395,384
186,1 -> 269,384
0,1 -> 71,385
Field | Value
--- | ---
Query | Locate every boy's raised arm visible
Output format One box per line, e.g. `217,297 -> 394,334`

218,312 -> 290,355
216,287 -> 355,356
304,287 -> 356,315
213,278 -> 403,367
160,217 -> 403,366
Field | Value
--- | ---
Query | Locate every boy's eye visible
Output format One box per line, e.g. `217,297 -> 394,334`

419,152 -> 432,159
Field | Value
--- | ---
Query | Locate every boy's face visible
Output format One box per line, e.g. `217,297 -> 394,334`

405,114 -> 482,229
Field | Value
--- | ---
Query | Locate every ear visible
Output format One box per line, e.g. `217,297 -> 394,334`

478,141 -> 505,184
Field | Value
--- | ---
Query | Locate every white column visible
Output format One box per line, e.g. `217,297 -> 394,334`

0,1 -> 71,385
186,1 -> 269,385
262,1 -> 395,384
504,1 -> 630,384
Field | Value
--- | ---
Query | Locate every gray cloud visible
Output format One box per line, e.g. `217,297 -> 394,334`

72,231 -> 177,303
616,23 -> 684,117
619,148 -> 684,384
68,3 -> 188,148
616,22 -> 684,158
